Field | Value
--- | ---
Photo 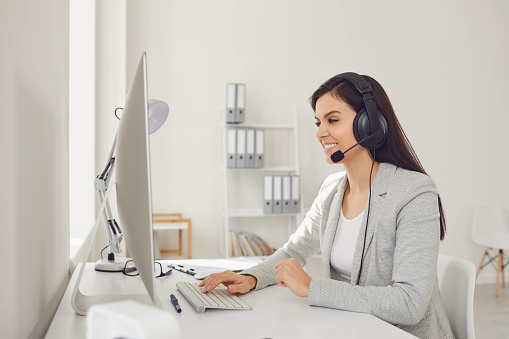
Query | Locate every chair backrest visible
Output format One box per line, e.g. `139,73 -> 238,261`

437,254 -> 476,339
472,204 -> 509,249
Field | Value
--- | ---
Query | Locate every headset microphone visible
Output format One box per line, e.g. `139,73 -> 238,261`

330,135 -> 373,163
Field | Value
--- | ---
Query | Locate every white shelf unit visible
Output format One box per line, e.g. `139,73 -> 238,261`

221,109 -> 302,257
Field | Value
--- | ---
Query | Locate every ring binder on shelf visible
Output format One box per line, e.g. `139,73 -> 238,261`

236,84 -> 246,123
291,175 -> 300,213
282,175 -> 291,213
263,176 -> 273,214
227,129 -> 237,168
236,129 -> 246,168
226,83 -> 237,123
246,129 -> 255,168
273,175 -> 282,213
254,129 -> 264,168
225,83 -> 246,124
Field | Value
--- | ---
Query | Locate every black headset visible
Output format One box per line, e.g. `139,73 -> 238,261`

339,72 -> 388,150
336,73 -> 389,285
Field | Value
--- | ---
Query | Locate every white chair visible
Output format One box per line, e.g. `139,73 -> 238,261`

437,254 -> 476,339
472,204 -> 509,296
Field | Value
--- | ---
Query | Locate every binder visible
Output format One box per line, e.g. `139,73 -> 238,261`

291,175 -> 300,213
227,129 -> 237,168
282,175 -> 291,213
273,175 -> 282,213
226,83 -> 237,123
246,129 -> 255,168
236,84 -> 246,123
263,176 -> 273,214
236,129 -> 246,168
254,129 -> 264,168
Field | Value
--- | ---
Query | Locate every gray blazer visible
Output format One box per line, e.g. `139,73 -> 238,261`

242,163 -> 454,339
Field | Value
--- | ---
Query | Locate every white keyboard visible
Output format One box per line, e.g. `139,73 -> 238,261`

176,282 -> 252,314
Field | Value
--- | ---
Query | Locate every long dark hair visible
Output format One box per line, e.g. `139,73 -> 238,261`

310,74 -> 446,240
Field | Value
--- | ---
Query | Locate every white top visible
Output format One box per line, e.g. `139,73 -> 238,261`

330,210 -> 364,283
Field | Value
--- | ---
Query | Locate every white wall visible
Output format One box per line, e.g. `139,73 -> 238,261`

94,1 -> 509,271
0,1 -> 69,338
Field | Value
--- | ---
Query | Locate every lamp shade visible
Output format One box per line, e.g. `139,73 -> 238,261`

148,99 -> 169,134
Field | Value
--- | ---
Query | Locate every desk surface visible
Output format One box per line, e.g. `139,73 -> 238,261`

46,261 -> 416,339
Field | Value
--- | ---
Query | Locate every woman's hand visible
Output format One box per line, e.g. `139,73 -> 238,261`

275,258 -> 312,297
199,270 -> 257,294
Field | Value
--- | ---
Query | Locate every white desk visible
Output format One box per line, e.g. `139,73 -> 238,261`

46,261 -> 416,339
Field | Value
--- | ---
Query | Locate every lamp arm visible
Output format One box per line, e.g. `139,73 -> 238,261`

98,134 -> 117,185
95,187 -> 123,254
94,134 -> 123,256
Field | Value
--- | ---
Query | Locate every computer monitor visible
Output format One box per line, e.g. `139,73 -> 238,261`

71,52 -> 161,315
115,51 -> 157,304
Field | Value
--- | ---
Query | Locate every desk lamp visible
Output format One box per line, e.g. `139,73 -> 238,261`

94,99 -> 168,272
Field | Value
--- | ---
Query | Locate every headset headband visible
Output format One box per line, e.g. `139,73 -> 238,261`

339,72 -> 381,134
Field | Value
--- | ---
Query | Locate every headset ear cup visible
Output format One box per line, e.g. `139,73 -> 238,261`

353,110 -> 388,149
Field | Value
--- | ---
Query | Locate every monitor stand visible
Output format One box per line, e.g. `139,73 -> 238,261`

70,186 -> 161,316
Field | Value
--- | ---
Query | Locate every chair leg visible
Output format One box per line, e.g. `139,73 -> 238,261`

496,250 -> 503,297
476,250 -> 488,280
502,250 -> 506,288
153,230 -> 160,260
187,220 -> 192,259
178,230 -> 183,257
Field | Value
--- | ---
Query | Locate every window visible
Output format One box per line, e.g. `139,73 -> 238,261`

69,0 -> 95,265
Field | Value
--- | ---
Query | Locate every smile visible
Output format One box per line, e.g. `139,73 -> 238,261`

323,143 -> 337,152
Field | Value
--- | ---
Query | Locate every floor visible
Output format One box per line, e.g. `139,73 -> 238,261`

474,283 -> 509,339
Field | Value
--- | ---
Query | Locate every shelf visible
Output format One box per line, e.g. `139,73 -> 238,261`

225,122 -> 294,129
225,166 -> 298,173
226,208 -> 300,217
221,108 -> 301,257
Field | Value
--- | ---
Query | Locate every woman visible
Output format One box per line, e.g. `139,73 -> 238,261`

200,73 -> 454,339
